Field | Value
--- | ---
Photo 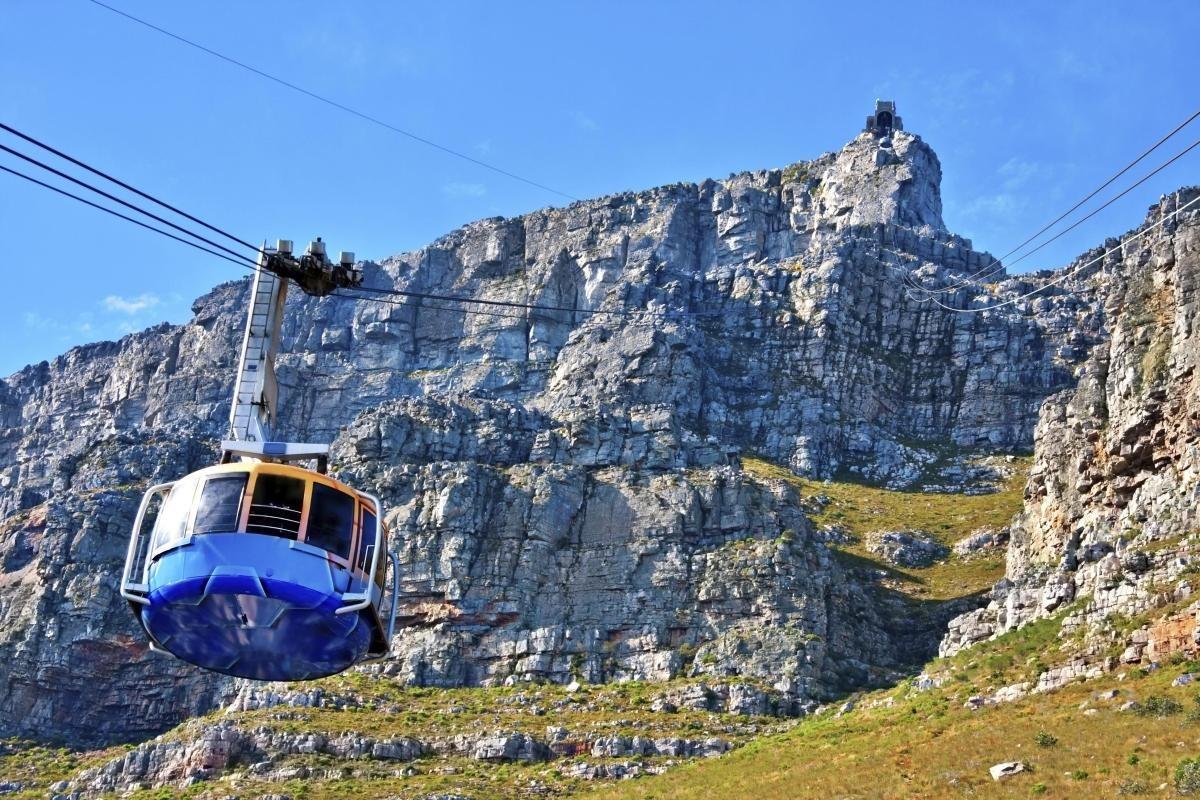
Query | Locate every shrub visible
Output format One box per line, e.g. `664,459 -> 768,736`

1128,753 -> 1140,765
1034,730 -> 1058,748
1071,770 -> 1088,780
1137,695 -> 1183,717
1030,783 -> 1047,795
1117,778 -> 1148,795
1176,757 -> 1200,794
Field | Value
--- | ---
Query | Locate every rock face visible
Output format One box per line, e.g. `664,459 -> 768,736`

0,292 -> 247,745
0,124 -> 1110,744
941,189 -> 1200,657
952,526 -> 1008,556
67,720 -> 731,794
1015,189 -> 1200,574
865,530 -> 949,568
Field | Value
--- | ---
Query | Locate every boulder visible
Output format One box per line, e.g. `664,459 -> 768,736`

989,762 -> 1027,781
866,530 -> 949,568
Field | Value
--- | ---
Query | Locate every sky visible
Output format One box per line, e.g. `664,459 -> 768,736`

2,1 -> 1198,375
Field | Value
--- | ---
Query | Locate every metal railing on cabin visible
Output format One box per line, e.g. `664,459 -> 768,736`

245,503 -> 303,538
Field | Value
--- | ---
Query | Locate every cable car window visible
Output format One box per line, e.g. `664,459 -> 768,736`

357,507 -> 376,574
306,483 -> 355,559
153,477 -> 196,549
374,526 -> 388,588
192,475 -> 248,534
246,474 -> 305,539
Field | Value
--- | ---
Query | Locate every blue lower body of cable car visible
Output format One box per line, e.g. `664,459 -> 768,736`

135,533 -> 385,681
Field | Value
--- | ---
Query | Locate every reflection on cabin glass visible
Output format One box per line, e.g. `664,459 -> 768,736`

193,475 -> 248,534
154,476 -> 196,548
374,527 -> 388,586
307,482 -> 356,559
357,508 -> 376,573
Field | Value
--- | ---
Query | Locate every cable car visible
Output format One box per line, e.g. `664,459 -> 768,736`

120,238 -> 398,681
121,461 -> 396,680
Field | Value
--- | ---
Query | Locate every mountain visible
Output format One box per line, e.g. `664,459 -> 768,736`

583,186 -> 1200,800
2,111 -> 1194,799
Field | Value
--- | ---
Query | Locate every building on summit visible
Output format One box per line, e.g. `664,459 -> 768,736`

865,100 -> 902,135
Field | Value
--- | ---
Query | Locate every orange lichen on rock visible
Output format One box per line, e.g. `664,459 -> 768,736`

1147,608 -> 1200,662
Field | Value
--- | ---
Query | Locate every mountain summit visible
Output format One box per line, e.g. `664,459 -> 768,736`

817,127 -> 946,232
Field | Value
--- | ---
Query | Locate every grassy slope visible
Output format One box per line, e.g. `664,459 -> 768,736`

22,618 -> 1197,799
0,741 -> 118,795
741,456 -> 1026,600
587,628 -> 1200,800
0,678 -> 793,800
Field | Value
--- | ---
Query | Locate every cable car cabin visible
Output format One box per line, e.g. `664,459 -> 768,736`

121,462 -> 398,681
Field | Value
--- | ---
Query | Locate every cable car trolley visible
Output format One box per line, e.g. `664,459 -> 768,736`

121,239 -> 399,681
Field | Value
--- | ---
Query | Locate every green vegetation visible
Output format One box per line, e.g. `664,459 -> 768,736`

742,455 -> 1028,599
1142,532 -> 1189,553
406,366 -> 453,379
229,679 -> 771,743
1140,336 -> 1171,391
935,605 -> 1081,688
1136,695 -> 1183,718
1118,777 -> 1149,794
1124,273 -> 1175,395
587,659 -> 1200,800
0,740 -> 118,799
1034,730 -> 1058,748
16,677 -> 792,800
781,163 -> 809,184
1179,757 -> 1200,795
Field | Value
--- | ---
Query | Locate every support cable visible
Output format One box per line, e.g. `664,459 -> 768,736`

916,193 -> 1200,315
84,0 -> 579,202
0,157 -> 714,321
909,109 -> 1200,295
0,121 -> 260,253
951,134 -> 1200,286
0,163 -> 259,271
0,142 -> 262,266
351,284 -> 721,318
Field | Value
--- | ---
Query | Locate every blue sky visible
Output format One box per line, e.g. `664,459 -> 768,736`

2,1 -> 1197,375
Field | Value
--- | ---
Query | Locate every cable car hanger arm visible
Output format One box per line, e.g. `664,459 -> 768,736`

223,238 -> 359,470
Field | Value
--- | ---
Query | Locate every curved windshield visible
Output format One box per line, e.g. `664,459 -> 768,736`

153,476 -> 197,549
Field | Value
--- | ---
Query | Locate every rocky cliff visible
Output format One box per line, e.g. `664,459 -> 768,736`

941,189 -> 1200,660
0,126 -> 1106,746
